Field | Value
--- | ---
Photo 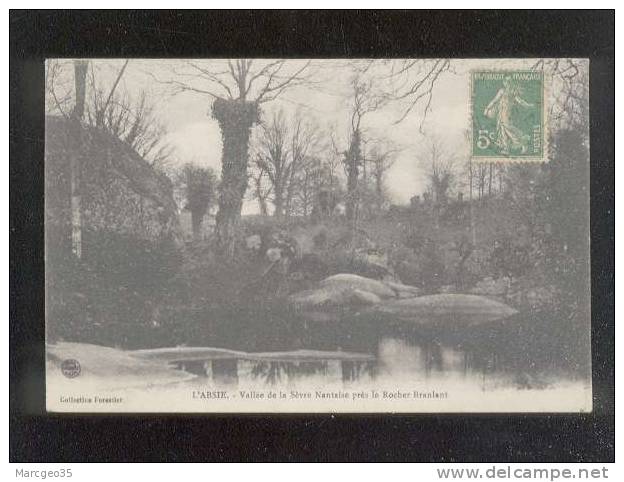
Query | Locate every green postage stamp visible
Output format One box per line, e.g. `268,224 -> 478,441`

471,70 -> 546,162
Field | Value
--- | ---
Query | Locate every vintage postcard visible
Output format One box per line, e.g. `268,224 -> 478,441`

45,58 -> 591,412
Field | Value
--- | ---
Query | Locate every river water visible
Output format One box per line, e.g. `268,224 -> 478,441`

169,309 -> 590,394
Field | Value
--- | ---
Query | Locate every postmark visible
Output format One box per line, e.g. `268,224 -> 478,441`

60,358 -> 81,378
471,70 -> 546,162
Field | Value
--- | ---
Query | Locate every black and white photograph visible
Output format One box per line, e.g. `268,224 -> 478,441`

43,57 -> 592,412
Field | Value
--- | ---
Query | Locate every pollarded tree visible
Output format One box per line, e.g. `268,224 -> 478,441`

180,163 -> 218,241
152,60 -> 313,256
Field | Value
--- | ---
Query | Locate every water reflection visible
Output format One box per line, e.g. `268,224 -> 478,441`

249,361 -> 330,385
171,336 -> 519,390
378,338 -> 487,377
174,358 -> 377,386
167,309 -> 586,391
341,360 -> 377,382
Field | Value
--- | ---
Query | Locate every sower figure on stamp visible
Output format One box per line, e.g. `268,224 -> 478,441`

484,76 -> 535,155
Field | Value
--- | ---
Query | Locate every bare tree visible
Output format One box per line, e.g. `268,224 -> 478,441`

254,109 -> 289,218
419,138 -> 458,205
367,142 -> 398,214
150,59 -> 313,256
249,156 -> 272,216
532,58 -> 589,130
300,138 -> 345,219
45,60 -> 74,117
47,60 -> 173,170
89,59 -> 130,129
291,155 -> 339,218
342,74 -> 387,222
296,157 -> 320,217
87,89 -> 173,170
383,59 -> 452,127
326,133 -> 343,191
474,162 -> 488,200
284,114 -> 321,216
253,109 -> 321,218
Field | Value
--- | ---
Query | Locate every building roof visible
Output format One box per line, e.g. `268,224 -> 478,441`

45,115 -> 178,218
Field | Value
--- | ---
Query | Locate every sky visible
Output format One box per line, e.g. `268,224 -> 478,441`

47,58 -> 586,213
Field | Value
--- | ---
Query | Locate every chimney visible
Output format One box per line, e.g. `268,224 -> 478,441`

72,60 -> 88,121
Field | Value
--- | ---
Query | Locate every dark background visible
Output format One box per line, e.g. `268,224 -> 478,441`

9,10 -> 614,462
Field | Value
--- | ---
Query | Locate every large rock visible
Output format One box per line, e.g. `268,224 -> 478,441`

289,285 -> 381,309
289,273 -> 422,311
370,294 -> 518,325
289,286 -> 349,308
319,274 -> 397,299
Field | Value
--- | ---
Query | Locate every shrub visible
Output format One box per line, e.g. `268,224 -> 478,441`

46,228 -> 182,347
